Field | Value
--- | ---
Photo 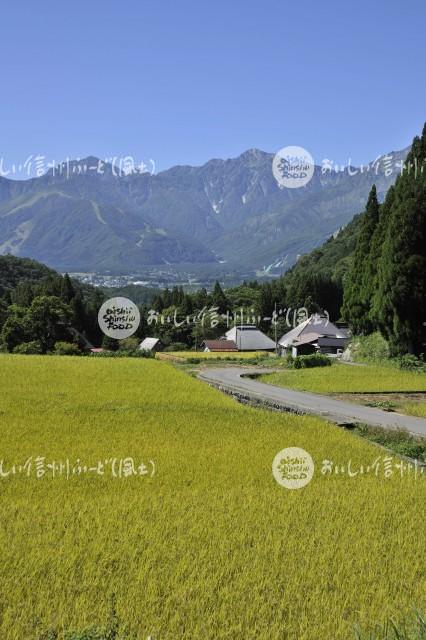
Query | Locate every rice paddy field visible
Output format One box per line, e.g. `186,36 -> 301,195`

402,403 -> 426,418
0,354 -> 425,639
262,363 -> 426,394
161,350 -> 272,360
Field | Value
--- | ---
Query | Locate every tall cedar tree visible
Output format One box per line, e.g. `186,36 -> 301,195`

342,185 -> 380,333
373,125 -> 426,355
369,186 -> 395,331
211,281 -> 228,314
60,273 -> 75,303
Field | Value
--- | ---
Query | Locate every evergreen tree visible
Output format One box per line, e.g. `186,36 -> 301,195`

71,291 -> 86,332
259,283 -> 273,317
85,289 -> 105,345
136,304 -> 149,340
211,281 -> 228,314
152,294 -> 164,312
162,288 -> 172,308
171,286 -> 185,306
342,185 -> 380,333
194,287 -> 208,310
180,293 -> 193,317
369,186 -> 395,331
10,281 -> 35,307
0,298 -> 8,328
60,273 -> 75,303
374,126 -> 426,355
171,286 -> 180,306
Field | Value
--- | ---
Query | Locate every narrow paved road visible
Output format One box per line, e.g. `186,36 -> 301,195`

198,367 -> 426,437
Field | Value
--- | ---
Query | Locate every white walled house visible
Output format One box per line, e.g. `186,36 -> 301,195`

279,315 -> 349,357
139,337 -> 163,353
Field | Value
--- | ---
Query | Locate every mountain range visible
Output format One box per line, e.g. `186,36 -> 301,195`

0,147 -> 408,277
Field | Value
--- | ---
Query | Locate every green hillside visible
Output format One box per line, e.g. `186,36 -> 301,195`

0,254 -> 57,296
276,214 -> 361,318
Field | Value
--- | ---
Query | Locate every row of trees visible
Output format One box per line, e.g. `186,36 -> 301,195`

343,125 -> 426,355
0,272 -> 106,353
0,270 -> 318,353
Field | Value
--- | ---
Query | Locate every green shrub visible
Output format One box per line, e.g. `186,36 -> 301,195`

164,342 -> 188,352
13,340 -> 43,355
396,354 -> 426,372
354,425 -> 426,463
393,441 -> 426,462
101,335 -> 120,351
365,400 -> 396,412
284,354 -> 295,368
53,341 -> 81,356
350,332 -> 390,363
293,353 -> 332,369
118,336 -> 140,351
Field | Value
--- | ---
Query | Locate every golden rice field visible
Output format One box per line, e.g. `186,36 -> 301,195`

162,350 -> 272,360
402,403 -> 426,418
262,363 -> 426,393
0,354 -> 425,639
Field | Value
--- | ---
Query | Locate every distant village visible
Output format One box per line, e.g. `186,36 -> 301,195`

136,315 -> 350,358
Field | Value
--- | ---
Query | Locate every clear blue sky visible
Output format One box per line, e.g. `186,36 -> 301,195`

1,0 -> 425,177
